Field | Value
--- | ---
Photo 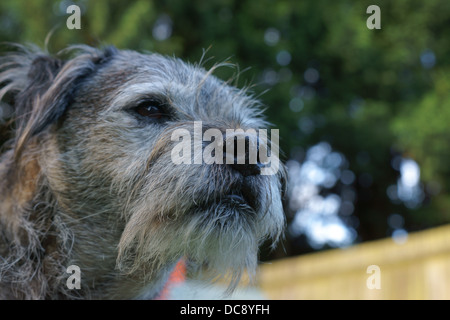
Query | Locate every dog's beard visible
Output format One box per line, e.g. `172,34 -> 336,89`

116,158 -> 285,293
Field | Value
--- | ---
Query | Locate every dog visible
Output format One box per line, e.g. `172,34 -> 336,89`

0,44 -> 286,299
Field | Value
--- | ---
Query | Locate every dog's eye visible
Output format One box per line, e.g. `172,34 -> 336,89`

133,99 -> 168,121
136,104 -> 163,119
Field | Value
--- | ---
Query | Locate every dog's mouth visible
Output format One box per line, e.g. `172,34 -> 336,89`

220,194 -> 250,208
196,182 -> 260,214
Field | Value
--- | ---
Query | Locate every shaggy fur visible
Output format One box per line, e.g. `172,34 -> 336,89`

0,44 -> 286,299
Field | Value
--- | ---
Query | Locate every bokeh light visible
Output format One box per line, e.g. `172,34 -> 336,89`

287,142 -> 357,249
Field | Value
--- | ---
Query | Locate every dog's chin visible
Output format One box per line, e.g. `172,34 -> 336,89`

117,182 -> 282,293
199,194 -> 256,215
189,191 -> 261,234
181,202 -> 262,290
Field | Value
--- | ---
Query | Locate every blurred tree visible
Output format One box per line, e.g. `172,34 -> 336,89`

1,0 -> 449,260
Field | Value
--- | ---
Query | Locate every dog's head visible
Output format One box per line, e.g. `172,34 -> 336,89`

0,45 -> 286,296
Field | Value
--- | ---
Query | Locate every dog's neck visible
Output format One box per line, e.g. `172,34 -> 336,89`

0,149 -> 172,299
0,150 -> 67,298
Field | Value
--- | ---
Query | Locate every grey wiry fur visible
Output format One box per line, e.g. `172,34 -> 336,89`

0,44 -> 286,299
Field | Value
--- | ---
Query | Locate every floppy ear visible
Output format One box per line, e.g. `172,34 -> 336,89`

0,45 -> 117,159
15,55 -> 65,145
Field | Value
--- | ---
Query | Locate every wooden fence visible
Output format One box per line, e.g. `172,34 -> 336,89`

257,224 -> 450,299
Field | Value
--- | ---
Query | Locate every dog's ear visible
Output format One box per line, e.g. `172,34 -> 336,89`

0,45 -> 117,158
16,55 -> 65,141
28,55 -> 64,88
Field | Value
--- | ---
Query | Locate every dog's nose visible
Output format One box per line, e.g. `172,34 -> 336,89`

224,136 -> 263,177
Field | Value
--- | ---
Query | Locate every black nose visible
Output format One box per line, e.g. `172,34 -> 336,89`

224,136 -> 263,177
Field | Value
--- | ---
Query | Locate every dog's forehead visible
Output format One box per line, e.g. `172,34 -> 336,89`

94,50 -> 262,122
117,51 -> 203,83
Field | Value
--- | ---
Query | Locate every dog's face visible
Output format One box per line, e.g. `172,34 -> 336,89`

2,46 -> 285,297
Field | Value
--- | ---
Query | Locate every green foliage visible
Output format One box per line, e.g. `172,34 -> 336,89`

394,71 -> 450,186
